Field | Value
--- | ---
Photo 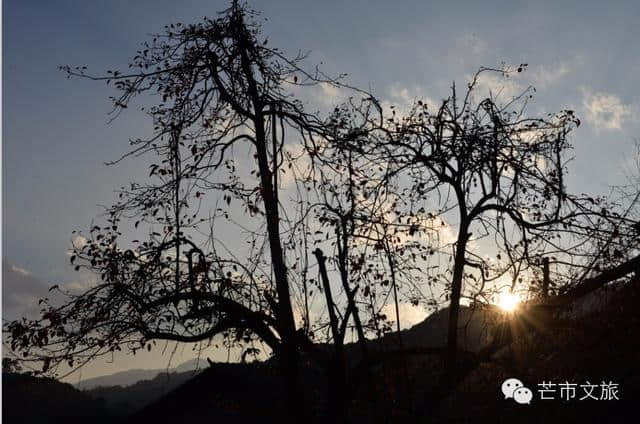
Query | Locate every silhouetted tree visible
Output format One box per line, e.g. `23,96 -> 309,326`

3,3 -> 420,422
325,66 -> 639,381
2,2 -> 365,421
8,3 -> 640,419
289,95 -> 435,420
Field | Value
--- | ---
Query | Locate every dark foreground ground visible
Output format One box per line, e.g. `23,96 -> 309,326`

4,278 -> 639,423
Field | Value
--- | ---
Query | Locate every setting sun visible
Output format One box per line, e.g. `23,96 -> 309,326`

497,291 -> 521,312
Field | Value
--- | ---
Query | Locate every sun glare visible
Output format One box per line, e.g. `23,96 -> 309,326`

497,291 -> 520,312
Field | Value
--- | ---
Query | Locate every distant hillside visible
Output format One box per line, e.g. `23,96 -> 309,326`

3,372 -> 110,424
121,306 -> 500,423
85,370 -> 200,416
74,304 -> 500,420
74,357 -> 205,390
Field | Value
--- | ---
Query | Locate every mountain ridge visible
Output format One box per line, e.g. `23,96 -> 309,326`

73,357 -> 206,390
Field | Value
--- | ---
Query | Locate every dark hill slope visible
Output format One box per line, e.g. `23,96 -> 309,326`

125,361 -> 297,423
3,372 -> 110,424
85,370 -> 199,416
125,280 -> 640,423
432,278 -> 640,423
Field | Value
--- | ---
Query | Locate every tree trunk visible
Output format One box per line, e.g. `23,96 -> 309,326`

445,229 -> 470,383
234,22 -> 305,421
255,126 -> 305,421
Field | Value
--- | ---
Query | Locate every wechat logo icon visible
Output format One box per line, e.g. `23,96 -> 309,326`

502,378 -> 533,405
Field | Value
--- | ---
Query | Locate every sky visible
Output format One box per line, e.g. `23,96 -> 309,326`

3,0 -> 640,380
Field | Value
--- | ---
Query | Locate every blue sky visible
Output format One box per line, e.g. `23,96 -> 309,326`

4,0 -> 640,377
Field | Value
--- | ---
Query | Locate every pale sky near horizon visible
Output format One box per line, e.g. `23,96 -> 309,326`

4,0 -> 640,380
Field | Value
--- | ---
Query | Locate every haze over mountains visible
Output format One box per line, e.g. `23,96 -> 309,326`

73,358 -> 206,390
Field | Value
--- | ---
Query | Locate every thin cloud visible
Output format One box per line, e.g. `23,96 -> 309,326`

473,71 -> 525,102
581,89 -> 635,131
531,56 -> 584,89
2,259 -> 52,319
2,259 -> 96,320
380,82 -> 438,120
449,33 -> 489,66
9,264 -> 31,276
